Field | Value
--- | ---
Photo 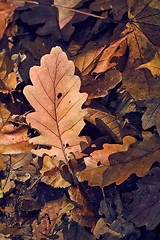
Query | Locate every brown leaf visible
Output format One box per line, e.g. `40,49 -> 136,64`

68,186 -> 97,227
122,0 -> 160,100
93,218 -> 123,239
142,97 -> 160,135
101,132 -> 160,186
81,69 -> 122,99
32,195 -> 74,239
40,155 -> 71,188
77,136 -> 136,187
23,46 -> 89,162
55,0 -> 82,29
137,48 -> 160,77
73,36 -> 127,76
0,2 -> 15,40
127,168 -> 160,230
89,0 -> 127,21
92,37 -> 127,74
0,50 -> 17,93
85,105 -> 121,142
0,103 -> 33,154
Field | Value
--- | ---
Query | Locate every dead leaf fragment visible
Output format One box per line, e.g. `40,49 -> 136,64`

23,46 -> 89,162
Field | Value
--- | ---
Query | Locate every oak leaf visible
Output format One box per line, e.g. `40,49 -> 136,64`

23,46 -> 89,162
77,136 -> 136,187
101,133 -> 160,186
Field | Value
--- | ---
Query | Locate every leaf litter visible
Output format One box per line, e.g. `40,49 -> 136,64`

0,0 -> 160,239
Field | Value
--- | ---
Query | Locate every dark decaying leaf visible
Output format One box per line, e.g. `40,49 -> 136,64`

142,97 -> 160,135
128,168 -> 160,230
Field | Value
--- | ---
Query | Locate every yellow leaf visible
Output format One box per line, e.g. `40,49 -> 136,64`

137,49 -> 160,77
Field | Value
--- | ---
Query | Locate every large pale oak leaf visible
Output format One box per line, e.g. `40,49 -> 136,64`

23,46 -> 88,162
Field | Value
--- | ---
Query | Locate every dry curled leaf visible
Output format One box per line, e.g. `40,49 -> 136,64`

23,46 -> 89,162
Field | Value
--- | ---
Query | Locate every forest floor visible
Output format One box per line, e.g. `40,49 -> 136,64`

0,0 -> 160,239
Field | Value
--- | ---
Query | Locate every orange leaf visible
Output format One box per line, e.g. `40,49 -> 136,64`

23,46 -> 89,162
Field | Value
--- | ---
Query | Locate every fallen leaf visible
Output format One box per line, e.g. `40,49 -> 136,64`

81,69 -> 122,99
77,136 -> 136,187
0,155 -> 6,171
69,186 -> 97,227
122,0 -> 160,100
128,193 -> 160,230
40,155 -> 72,188
93,218 -> 123,239
85,104 -> 121,142
89,0 -> 127,20
127,168 -> 160,230
32,195 -> 74,239
23,46 -> 89,162
137,48 -> 160,77
0,2 -> 15,40
142,97 -> 160,135
73,35 -> 127,76
55,0 -> 82,29
73,41 -> 105,76
0,103 -> 33,154
92,37 -> 127,74
101,132 -> 160,186
0,50 -> 17,93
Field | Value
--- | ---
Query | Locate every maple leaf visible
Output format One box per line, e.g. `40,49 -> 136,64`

121,0 -> 160,100
77,136 -> 136,187
23,46 -> 89,163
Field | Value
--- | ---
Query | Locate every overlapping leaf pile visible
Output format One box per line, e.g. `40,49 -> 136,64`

0,0 -> 160,239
